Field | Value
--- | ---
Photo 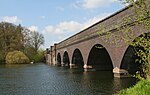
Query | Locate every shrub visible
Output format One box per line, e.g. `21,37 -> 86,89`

6,50 -> 30,64
33,49 -> 44,63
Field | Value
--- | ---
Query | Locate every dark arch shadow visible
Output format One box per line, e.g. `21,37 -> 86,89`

121,33 -> 150,76
120,45 -> 140,75
63,51 -> 70,66
87,44 -> 113,71
57,53 -> 61,65
72,49 -> 84,68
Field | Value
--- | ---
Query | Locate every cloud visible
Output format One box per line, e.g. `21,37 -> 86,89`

75,0 -> 116,9
28,25 -> 38,32
43,21 -> 82,35
1,16 -> 21,24
43,12 -> 111,43
83,13 -> 112,28
58,21 -> 82,32
43,25 -> 62,34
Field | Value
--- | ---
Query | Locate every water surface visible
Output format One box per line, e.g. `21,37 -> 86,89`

0,63 -> 136,95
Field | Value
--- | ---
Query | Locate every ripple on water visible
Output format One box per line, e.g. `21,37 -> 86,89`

0,63 -> 136,95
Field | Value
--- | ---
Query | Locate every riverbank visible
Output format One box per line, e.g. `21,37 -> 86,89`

119,79 -> 150,95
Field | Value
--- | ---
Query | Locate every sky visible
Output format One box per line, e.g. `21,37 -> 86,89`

0,0 -> 125,49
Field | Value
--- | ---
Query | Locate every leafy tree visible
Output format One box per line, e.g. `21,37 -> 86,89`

24,46 -> 37,61
22,30 -> 45,62
33,49 -> 45,63
0,22 -> 45,63
0,22 -> 18,61
97,0 -> 150,78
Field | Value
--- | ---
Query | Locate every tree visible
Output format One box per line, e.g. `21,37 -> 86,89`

33,49 -> 45,63
29,31 -> 44,52
0,22 -> 22,63
0,22 -> 45,63
0,22 -> 25,52
97,0 -> 150,78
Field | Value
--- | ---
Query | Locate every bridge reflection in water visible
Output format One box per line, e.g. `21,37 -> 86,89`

0,63 -> 136,95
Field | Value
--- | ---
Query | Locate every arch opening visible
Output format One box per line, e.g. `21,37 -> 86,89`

121,33 -> 150,76
57,53 -> 61,65
63,51 -> 70,66
87,44 -> 113,71
72,49 -> 84,68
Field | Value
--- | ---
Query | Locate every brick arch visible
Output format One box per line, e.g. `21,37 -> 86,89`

87,44 -> 113,71
62,51 -> 70,66
57,52 -> 61,65
71,48 -> 84,68
120,32 -> 150,75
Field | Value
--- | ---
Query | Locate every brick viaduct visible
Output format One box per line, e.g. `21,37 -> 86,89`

46,1 -> 150,77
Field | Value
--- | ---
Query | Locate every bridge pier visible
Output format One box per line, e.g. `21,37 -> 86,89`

113,67 -> 130,78
83,64 -> 95,71
69,64 -> 77,68
61,63 -> 65,66
61,63 -> 69,66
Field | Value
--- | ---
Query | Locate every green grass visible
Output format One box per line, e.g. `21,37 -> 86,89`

119,79 -> 150,95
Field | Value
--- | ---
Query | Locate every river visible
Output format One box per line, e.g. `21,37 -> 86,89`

0,63 -> 136,95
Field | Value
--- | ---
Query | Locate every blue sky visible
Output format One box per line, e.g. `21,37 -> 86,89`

0,0 -> 125,49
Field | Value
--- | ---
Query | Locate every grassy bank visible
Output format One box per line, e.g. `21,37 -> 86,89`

119,79 -> 150,95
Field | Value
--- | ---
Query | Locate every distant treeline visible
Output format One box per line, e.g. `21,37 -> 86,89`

0,22 -> 45,64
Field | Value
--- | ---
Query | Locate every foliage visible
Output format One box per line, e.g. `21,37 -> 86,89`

24,46 -> 37,61
119,79 -> 150,95
0,23 -> 24,52
0,22 -> 45,63
24,47 -> 45,63
0,53 -> 5,64
22,30 -> 44,53
132,33 -> 150,78
29,31 -> 44,52
5,50 -> 30,64
97,0 -> 150,79
121,0 -> 150,78
33,49 -> 45,63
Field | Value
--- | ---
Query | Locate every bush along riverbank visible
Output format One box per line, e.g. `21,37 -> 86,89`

119,79 -> 150,95
0,22 -> 45,64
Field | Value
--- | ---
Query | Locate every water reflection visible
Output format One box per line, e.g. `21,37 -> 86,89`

0,63 -> 136,95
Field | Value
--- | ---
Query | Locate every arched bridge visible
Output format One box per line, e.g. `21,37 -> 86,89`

46,1 -> 150,77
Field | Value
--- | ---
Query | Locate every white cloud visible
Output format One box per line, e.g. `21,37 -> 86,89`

83,13 -> 112,28
43,21 -> 82,35
75,0 -> 116,9
28,25 -> 38,32
1,16 -> 21,24
43,25 -> 62,34
43,12 -> 111,42
58,21 -> 82,32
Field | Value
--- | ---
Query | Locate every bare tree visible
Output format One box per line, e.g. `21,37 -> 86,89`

30,31 -> 44,52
